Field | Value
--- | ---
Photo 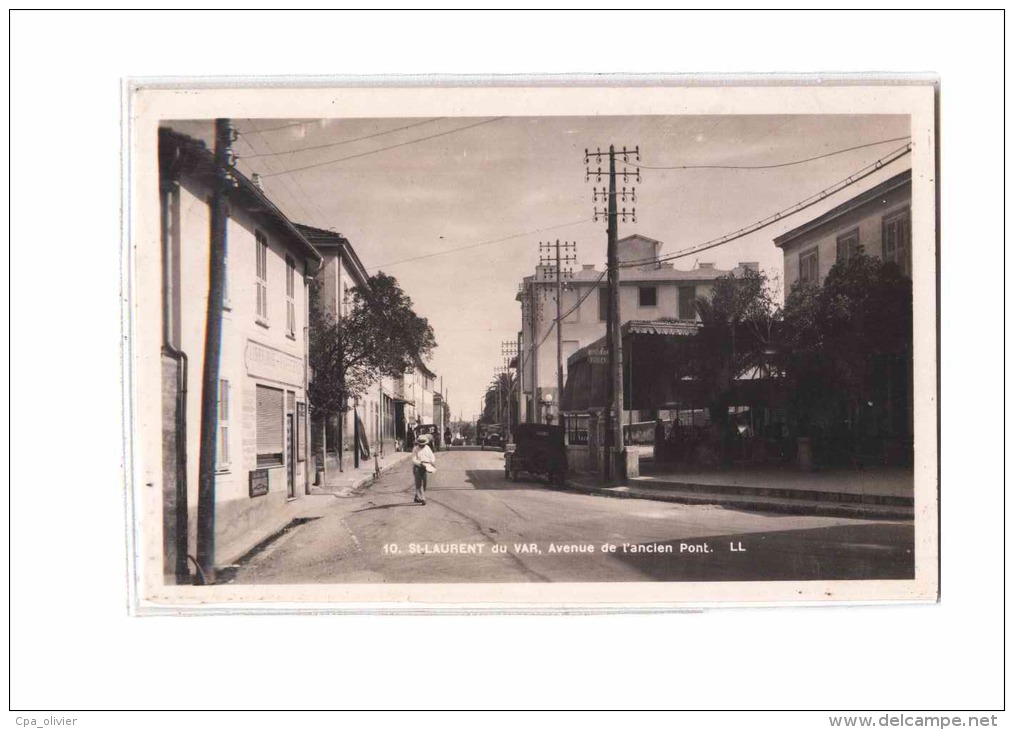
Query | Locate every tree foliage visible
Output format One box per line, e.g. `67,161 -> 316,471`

690,268 -> 780,429
781,249 -> 912,435
308,272 -> 436,421
481,371 -> 519,425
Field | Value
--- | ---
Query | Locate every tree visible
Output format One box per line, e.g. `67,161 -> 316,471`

308,272 -> 436,434
690,268 -> 780,433
481,371 -> 519,426
781,249 -> 912,456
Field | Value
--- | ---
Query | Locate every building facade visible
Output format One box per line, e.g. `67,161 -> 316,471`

158,128 -> 321,584
294,223 -> 441,460
517,233 -> 756,422
774,169 -> 911,289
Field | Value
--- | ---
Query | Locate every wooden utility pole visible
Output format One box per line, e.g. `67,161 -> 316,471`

196,119 -> 236,583
586,145 -> 639,482
528,280 -> 539,423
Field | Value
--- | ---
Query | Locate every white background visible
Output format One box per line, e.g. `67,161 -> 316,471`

7,9 -> 1007,720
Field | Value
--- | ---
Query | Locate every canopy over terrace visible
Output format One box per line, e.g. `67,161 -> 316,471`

562,320 -> 708,414
561,319 -> 785,415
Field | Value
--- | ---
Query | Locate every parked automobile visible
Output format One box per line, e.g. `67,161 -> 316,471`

451,433 -> 466,446
482,431 -> 503,449
504,423 -> 567,486
415,423 -> 439,448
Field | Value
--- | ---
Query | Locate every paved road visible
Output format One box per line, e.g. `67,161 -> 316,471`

228,449 -> 914,584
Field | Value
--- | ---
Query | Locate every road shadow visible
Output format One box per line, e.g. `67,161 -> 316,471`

352,501 -> 422,514
609,523 -> 915,582
461,469 -> 557,491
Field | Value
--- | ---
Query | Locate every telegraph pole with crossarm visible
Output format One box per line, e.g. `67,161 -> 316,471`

539,239 -> 576,425
587,145 -> 640,483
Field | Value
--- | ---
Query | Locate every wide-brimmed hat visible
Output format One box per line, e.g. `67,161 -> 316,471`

415,434 -> 431,445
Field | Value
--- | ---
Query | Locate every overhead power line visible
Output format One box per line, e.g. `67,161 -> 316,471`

261,117 -> 506,178
617,142 -> 913,269
238,118 -> 446,158
637,135 -> 912,171
367,218 -> 590,270
243,120 -> 312,134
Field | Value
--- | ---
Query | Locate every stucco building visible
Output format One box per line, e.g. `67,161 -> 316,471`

517,233 -> 756,422
157,128 -> 321,584
774,169 -> 911,288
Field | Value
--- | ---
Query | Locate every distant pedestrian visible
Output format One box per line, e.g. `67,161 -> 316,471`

405,425 -> 415,453
411,434 -> 436,505
444,427 -> 452,450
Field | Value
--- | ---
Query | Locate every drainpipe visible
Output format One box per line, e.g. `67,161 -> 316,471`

160,176 -> 190,584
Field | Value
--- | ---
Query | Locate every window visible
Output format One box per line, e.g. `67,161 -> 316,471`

255,231 -> 269,321
256,385 -> 284,467
598,287 -> 608,322
799,248 -> 819,285
836,228 -> 860,262
296,402 -> 307,462
638,286 -> 657,307
217,379 -> 231,470
882,208 -> 911,277
679,286 -> 696,320
285,255 -> 296,337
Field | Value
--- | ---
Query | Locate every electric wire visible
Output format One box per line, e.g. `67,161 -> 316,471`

238,118 -> 446,159
261,117 -> 507,178
242,120 -> 313,134
367,219 -> 591,270
635,135 -> 912,171
237,120 -> 333,231
615,143 -> 913,269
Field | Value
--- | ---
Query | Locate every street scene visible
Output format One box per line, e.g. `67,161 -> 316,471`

224,448 -> 913,584
150,110 -> 922,590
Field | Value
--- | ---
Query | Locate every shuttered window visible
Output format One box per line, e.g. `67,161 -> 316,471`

799,248 -> 819,285
836,228 -> 860,262
296,403 -> 307,462
285,256 -> 296,336
256,385 -> 283,467
882,209 -> 911,277
217,379 -> 230,470
255,231 -> 269,321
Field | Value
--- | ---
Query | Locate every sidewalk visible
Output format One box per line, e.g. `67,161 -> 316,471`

312,449 -> 414,496
566,464 -> 915,520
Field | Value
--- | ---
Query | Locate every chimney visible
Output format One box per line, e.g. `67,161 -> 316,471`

251,173 -> 264,192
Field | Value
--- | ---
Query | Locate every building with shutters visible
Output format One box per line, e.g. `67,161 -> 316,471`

774,169 -> 912,289
517,233 -> 756,423
157,128 -> 321,584
293,223 -> 396,468
293,223 -> 438,464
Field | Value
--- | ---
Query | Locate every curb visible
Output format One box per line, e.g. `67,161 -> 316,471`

564,478 -> 913,521
309,452 -> 414,497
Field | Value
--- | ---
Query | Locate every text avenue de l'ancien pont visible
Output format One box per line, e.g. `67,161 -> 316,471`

382,541 -> 748,556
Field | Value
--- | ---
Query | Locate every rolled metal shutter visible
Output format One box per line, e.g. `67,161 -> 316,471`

256,385 -> 283,464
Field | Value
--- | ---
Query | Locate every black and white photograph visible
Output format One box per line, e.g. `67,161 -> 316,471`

12,7 -> 1008,721
129,82 -> 938,608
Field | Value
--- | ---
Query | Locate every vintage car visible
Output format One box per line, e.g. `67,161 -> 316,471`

415,423 -> 440,449
478,426 -> 504,450
504,423 -> 567,486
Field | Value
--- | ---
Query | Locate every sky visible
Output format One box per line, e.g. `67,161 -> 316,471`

169,114 -> 910,422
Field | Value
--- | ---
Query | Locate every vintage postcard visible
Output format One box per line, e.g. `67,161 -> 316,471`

125,78 -> 938,612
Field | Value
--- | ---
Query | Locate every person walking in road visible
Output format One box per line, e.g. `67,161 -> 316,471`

411,434 -> 436,505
